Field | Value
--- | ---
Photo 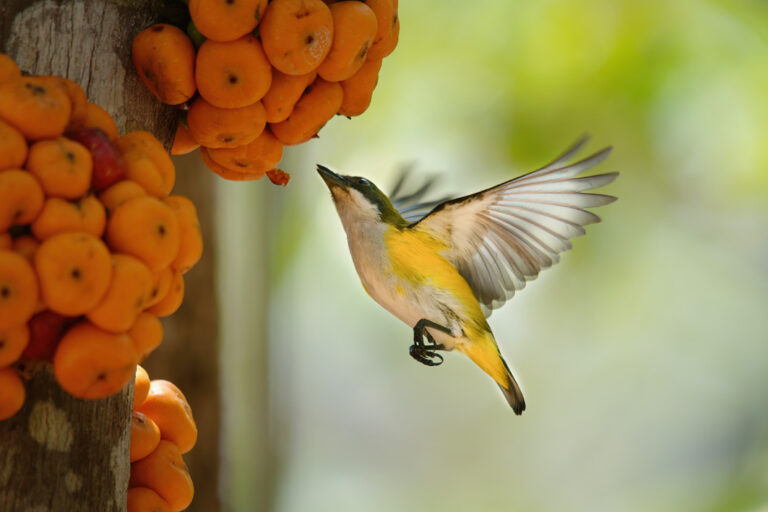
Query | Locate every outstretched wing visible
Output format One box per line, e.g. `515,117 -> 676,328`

411,137 -> 618,317
389,164 -> 453,223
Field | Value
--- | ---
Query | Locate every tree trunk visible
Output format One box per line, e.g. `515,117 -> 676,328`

0,1 -> 176,511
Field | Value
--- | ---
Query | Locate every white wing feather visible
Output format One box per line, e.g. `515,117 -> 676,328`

411,138 -> 617,316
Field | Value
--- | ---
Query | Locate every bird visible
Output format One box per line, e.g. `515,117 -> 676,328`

317,136 -> 617,414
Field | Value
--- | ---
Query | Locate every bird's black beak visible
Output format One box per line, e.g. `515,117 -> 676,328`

317,165 -> 348,190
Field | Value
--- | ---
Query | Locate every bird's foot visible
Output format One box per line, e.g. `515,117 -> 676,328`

410,319 -> 451,367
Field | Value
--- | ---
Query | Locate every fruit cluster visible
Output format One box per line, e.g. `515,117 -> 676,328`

0,54 -> 202,419
129,366 -> 197,512
132,0 -> 400,182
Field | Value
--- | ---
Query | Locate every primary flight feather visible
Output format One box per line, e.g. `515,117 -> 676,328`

318,136 -> 617,414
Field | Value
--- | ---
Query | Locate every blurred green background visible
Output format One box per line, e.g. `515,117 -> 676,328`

201,1 -> 768,511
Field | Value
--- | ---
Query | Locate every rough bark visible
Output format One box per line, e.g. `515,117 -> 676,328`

142,154 -> 221,512
0,1 -> 176,511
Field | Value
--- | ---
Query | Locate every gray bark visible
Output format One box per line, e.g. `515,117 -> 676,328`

0,1 -> 176,511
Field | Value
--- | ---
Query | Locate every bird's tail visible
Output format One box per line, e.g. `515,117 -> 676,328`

457,332 -> 526,415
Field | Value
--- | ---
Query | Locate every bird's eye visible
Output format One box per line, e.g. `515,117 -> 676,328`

359,178 -> 370,186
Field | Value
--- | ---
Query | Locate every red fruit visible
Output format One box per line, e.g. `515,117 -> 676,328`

66,129 -> 126,192
23,310 -> 71,361
267,168 -> 290,186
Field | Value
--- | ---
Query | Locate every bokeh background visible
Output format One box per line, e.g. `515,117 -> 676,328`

174,1 -> 768,511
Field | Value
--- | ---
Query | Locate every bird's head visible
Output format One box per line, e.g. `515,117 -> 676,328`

317,165 -> 405,227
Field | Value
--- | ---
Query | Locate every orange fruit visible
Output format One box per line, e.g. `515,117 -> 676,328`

53,321 -> 138,399
146,268 -> 172,309
0,250 -> 38,330
0,76 -> 71,140
260,0 -> 333,75
0,118 -> 27,171
147,270 -> 184,317
189,0 -> 268,42
87,254 -> 154,333
31,195 -> 107,240
207,128 -> 283,176
0,323 -> 29,366
195,35 -> 272,108
317,1 -> 377,82
117,131 -> 175,197
25,136 -> 93,199
138,380 -> 197,454
200,146 -> 263,181
0,169 -> 44,232
170,122 -> 199,156
130,440 -> 194,512
186,97 -> 266,149
128,312 -> 163,362
163,196 -> 203,274
82,103 -> 120,142
0,367 -> 25,420
106,196 -> 180,272
0,54 -> 21,84
127,487 -> 172,512
338,58 -> 382,117
364,0 -> 399,59
99,180 -> 147,215
134,364 -> 151,409
132,24 -> 197,105
270,77 -> 342,145
35,232 -> 112,315
11,235 -> 39,264
130,410 -> 162,462
263,70 -> 317,123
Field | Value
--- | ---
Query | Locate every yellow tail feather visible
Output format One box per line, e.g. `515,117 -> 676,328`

457,333 -> 526,415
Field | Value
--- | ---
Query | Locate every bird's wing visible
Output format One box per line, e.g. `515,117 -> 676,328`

411,137 -> 618,317
389,164 -> 453,223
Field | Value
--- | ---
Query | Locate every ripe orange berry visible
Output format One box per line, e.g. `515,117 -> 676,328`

0,54 -> 21,84
0,169 -> 45,232
0,250 -> 38,330
207,128 -> 283,177
0,233 -> 10,250
0,76 -> 71,140
117,131 -> 175,198
163,196 -> 203,274
147,270 -> 184,317
53,321 -> 138,400
189,0 -> 268,42
339,58 -> 382,117
138,380 -> 197,454
37,76 -> 88,132
106,196 -> 180,272
0,323 -> 29,366
128,312 -> 163,362
195,35 -> 272,108
200,146 -> 263,181
364,0 -> 399,59
87,254 -> 154,333
25,136 -> 93,199
0,367 -> 25,420
186,97 -> 266,149
131,410 -> 162,462
146,268 -> 172,309
130,441 -> 194,512
99,180 -> 147,216
31,195 -> 107,240
270,78 -> 343,145
35,232 -> 112,316
132,24 -> 197,105
170,122 -> 199,156
260,0 -> 334,75
0,119 -> 27,171
317,2 -> 377,82
134,364 -> 151,409
263,70 -> 317,123
127,487 -> 172,512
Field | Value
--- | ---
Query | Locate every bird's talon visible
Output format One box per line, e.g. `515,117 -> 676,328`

409,344 -> 444,366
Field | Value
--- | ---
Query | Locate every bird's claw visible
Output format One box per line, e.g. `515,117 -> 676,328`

409,344 -> 444,366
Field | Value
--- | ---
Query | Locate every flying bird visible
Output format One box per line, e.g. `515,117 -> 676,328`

318,137 -> 617,414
